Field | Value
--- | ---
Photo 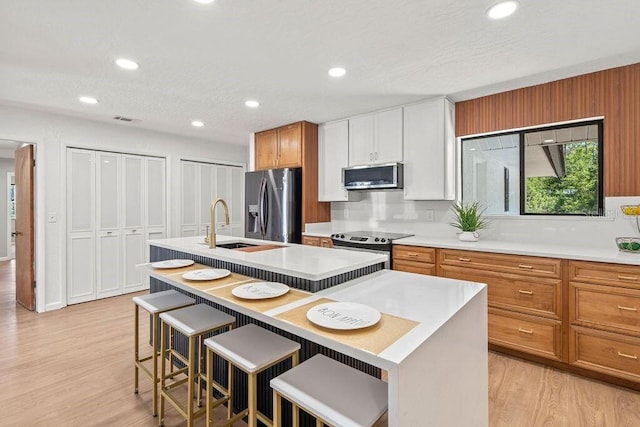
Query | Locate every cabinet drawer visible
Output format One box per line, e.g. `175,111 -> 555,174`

393,259 -> 436,276
319,237 -> 333,248
489,308 -> 562,361
393,245 -> 436,263
569,261 -> 640,289
571,282 -> 640,336
441,265 -> 561,318
302,236 -> 320,246
439,249 -> 561,278
570,326 -> 640,381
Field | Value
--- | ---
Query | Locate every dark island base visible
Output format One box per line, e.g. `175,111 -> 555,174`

151,278 -> 382,427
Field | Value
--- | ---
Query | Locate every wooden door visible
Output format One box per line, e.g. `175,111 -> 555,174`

255,129 -> 278,170
14,144 -> 35,310
277,122 -> 302,168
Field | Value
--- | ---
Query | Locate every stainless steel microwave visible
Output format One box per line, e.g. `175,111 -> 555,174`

342,162 -> 404,190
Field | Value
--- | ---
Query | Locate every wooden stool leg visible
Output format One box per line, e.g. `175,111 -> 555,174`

292,351 -> 300,427
227,359 -> 234,420
158,321 -> 167,426
151,312 -> 160,417
134,304 -> 139,394
206,348 -> 213,427
187,335 -> 196,427
316,418 -> 323,427
248,373 -> 257,427
272,389 -> 281,427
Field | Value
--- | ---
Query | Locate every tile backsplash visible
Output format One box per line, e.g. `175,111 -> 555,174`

327,191 -> 640,249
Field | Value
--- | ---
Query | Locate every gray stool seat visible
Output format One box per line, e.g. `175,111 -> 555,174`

204,324 -> 300,427
133,289 -> 195,313
270,354 -> 388,427
204,323 -> 301,373
159,303 -> 235,336
133,290 -> 195,417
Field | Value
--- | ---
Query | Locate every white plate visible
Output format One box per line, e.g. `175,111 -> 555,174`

231,282 -> 290,300
151,259 -> 195,269
306,302 -> 381,330
182,268 -> 231,281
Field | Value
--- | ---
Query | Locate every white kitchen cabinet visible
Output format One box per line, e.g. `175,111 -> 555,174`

66,148 -> 166,304
180,160 -> 245,240
403,97 -> 455,200
348,108 -> 403,166
318,120 -> 360,202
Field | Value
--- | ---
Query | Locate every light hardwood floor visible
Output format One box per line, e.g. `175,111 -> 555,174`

1,260 -> 639,426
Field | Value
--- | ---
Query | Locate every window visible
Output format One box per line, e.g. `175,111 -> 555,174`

461,120 -> 603,216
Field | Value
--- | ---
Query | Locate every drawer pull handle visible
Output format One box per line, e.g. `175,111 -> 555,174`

617,275 -> 638,281
518,290 -> 534,295
459,257 -> 471,262
617,305 -> 638,312
617,351 -> 638,360
518,328 -> 533,334
518,264 -> 533,269
407,252 -> 419,257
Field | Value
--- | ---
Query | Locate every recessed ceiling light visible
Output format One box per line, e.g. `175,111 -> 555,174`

115,58 -> 139,70
245,100 -> 260,108
543,139 -> 555,143
193,0 -> 214,4
487,1 -> 518,19
79,96 -> 99,105
191,120 -> 204,127
328,67 -> 346,77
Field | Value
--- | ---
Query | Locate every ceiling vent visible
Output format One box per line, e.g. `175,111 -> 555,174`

113,115 -> 136,122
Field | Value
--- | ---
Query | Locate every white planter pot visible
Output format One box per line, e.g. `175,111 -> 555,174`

458,231 -> 479,242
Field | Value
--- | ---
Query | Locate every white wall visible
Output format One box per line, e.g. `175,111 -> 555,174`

0,103 -> 248,312
329,192 -> 640,249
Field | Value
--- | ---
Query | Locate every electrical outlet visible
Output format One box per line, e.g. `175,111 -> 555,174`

343,209 -> 350,219
424,210 -> 434,222
48,212 -> 57,223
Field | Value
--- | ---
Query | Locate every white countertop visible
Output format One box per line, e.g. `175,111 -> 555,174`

394,235 -> 640,266
148,235 -> 387,281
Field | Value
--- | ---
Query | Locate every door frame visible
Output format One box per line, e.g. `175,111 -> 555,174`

6,171 -> 14,260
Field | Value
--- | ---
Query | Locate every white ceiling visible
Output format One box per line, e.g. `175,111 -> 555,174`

1,0 -> 639,146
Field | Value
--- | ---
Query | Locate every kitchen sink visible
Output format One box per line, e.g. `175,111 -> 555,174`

215,242 -> 261,249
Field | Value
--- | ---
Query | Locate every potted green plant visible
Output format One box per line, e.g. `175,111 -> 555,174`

449,201 -> 489,242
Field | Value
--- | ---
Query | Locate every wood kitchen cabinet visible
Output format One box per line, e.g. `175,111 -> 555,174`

348,108 -> 403,166
302,236 -> 333,248
392,245 -> 436,275
253,121 -> 330,229
569,261 -> 640,382
255,122 -> 302,170
439,249 -> 564,361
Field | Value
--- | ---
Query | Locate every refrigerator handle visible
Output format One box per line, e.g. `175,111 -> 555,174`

258,178 -> 267,237
261,179 -> 269,236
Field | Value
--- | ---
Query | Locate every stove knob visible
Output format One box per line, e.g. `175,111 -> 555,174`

381,238 -> 387,243
331,234 -> 336,238
374,237 -> 380,242
340,234 -> 345,239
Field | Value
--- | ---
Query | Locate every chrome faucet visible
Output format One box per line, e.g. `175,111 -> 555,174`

209,198 -> 230,248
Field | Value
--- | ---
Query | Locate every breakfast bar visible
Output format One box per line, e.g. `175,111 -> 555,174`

144,236 -> 488,426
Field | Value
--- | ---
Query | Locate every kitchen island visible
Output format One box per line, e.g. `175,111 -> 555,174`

144,237 -> 488,426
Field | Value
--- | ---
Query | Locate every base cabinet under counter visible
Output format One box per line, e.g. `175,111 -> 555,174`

392,245 -> 436,275
302,235 -> 333,248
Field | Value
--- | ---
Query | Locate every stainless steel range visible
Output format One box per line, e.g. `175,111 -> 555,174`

331,230 -> 414,269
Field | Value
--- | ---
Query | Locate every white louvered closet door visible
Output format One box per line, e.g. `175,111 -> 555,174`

67,149 -> 96,304
123,155 -> 145,292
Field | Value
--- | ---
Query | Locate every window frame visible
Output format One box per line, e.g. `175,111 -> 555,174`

460,119 -> 605,217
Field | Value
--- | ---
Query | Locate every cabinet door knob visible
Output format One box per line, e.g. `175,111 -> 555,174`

459,257 -> 471,262
617,351 -> 638,360
518,328 -> 534,334
617,305 -> 638,312
518,264 -> 533,269
369,153 -> 373,161
618,274 -> 638,281
518,289 -> 534,295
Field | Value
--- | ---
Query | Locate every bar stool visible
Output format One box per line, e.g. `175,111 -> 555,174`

204,323 -> 301,427
133,290 -> 195,416
158,303 -> 235,427
270,354 -> 388,427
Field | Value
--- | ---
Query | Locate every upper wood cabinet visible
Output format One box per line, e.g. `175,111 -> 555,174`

255,123 -> 302,170
253,121 -> 331,228
348,108 -> 403,166
403,97 -> 455,200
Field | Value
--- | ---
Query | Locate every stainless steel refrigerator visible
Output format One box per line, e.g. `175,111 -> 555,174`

245,168 -> 302,243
